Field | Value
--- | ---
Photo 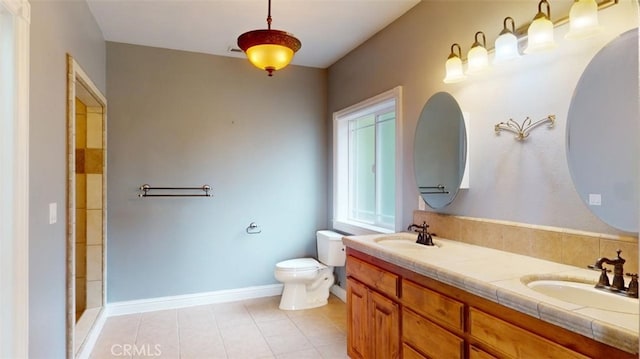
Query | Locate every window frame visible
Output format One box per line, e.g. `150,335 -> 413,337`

0,0 -> 30,358
332,86 -> 403,235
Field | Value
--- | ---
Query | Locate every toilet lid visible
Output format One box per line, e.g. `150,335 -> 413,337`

276,258 -> 325,271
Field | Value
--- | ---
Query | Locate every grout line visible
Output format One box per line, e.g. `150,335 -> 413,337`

130,314 -> 142,359
245,299 -> 278,357
175,308 -> 182,359
212,302 -> 231,358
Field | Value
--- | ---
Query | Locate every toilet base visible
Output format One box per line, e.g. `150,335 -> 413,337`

278,274 -> 334,311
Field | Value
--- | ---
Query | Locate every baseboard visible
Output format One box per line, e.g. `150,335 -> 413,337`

76,308 -> 107,359
106,284 -> 284,317
330,284 -> 347,302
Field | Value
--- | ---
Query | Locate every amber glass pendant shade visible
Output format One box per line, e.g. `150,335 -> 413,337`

238,29 -> 301,76
237,0 -> 301,76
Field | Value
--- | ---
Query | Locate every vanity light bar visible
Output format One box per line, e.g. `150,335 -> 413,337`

443,0 -> 618,83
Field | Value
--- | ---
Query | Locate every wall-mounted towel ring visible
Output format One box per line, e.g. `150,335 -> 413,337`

246,222 -> 262,234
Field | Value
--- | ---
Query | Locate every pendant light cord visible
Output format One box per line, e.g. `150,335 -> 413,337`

267,0 -> 272,29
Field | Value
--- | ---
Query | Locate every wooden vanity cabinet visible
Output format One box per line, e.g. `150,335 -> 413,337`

346,248 -> 637,359
347,256 -> 401,359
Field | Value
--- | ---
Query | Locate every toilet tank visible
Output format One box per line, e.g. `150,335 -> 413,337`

316,230 -> 346,266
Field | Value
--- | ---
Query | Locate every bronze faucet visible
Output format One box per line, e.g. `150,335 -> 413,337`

407,221 -> 434,246
588,249 -> 638,298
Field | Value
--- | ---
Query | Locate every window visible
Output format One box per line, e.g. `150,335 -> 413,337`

333,87 -> 402,235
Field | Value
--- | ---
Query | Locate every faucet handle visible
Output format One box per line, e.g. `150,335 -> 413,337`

596,267 -> 610,288
626,273 -> 638,298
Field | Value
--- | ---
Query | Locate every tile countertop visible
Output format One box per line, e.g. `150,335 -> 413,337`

342,232 -> 639,355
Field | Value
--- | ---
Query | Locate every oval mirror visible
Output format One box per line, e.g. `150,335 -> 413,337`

566,28 -> 639,233
414,92 -> 467,209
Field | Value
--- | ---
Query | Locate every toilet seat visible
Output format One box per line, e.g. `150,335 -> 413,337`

276,258 -> 327,272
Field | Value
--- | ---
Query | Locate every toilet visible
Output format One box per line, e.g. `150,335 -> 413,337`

274,230 -> 346,310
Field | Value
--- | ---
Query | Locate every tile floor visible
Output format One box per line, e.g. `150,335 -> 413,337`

90,294 -> 348,359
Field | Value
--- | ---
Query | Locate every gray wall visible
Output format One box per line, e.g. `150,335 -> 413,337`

328,1 -> 638,235
29,1 -> 105,357
106,42 -> 327,301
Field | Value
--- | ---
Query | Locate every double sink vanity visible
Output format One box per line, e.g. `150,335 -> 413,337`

343,232 -> 638,358
366,27 -> 640,359
344,25 -> 640,359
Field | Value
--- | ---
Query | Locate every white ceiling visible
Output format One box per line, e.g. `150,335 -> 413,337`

86,0 -> 421,69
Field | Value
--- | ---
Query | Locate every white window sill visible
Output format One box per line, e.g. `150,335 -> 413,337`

332,219 -> 395,236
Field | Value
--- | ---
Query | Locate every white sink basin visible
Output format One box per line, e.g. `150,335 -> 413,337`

526,280 -> 639,314
374,233 -> 441,250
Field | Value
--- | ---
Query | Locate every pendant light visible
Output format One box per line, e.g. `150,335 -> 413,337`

237,0 -> 301,76
443,43 -> 466,84
467,31 -> 489,74
524,0 -> 556,54
566,0 -> 601,39
494,17 -> 521,64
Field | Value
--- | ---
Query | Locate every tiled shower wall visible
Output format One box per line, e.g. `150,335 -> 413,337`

413,210 -> 639,274
75,98 -> 104,319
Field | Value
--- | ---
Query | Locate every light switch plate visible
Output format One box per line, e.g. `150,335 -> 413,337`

49,202 -> 57,224
588,194 -> 602,206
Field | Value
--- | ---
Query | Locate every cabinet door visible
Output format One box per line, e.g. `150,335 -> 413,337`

369,290 -> 400,359
347,278 -> 368,359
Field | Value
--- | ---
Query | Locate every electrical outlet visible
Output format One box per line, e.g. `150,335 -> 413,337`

588,194 -> 602,206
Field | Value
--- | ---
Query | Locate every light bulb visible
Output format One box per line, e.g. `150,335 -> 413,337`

524,0 -> 557,54
494,17 -> 521,64
566,0 -> 601,39
467,31 -> 489,74
443,43 -> 466,84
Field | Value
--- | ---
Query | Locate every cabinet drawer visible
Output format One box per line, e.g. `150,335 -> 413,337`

469,345 -> 497,359
469,308 -> 589,359
402,343 -> 427,359
347,255 -> 399,298
403,308 -> 464,359
402,279 -> 464,331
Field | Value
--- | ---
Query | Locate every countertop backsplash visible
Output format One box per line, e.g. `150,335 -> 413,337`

413,210 -> 639,274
